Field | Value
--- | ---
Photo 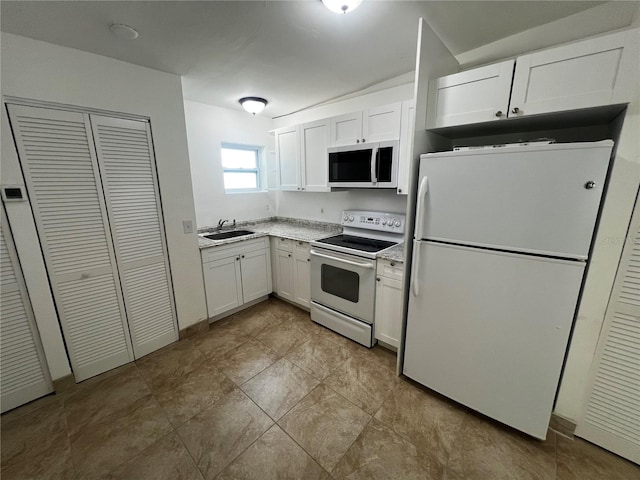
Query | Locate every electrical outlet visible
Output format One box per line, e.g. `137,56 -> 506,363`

265,204 -> 270,211
182,220 -> 194,234
320,208 -> 324,214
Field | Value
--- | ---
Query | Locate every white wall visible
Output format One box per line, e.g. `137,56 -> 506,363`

272,83 -> 414,223
184,100 -> 276,228
1,33 -> 208,378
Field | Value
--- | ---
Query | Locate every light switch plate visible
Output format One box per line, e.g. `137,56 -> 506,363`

182,220 -> 194,234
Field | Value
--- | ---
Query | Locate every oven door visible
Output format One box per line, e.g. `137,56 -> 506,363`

310,247 -> 376,323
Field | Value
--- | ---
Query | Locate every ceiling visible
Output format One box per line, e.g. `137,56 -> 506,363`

1,1 -> 635,118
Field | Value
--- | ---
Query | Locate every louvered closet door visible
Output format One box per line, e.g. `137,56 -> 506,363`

1,206 -> 53,412
90,115 -> 178,358
7,105 -> 134,381
576,192 -> 640,464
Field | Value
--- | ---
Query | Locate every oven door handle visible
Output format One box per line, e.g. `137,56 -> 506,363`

310,250 -> 376,269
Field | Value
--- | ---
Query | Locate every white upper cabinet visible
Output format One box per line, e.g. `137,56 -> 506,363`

275,125 -> 300,191
300,119 -> 331,192
427,30 -> 636,128
510,30 -> 629,117
330,111 -> 363,146
330,102 -> 402,146
427,60 -> 514,128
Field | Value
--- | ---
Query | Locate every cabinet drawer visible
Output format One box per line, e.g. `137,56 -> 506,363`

293,240 -> 309,258
377,258 -> 404,281
274,237 -> 293,252
201,237 -> 268,264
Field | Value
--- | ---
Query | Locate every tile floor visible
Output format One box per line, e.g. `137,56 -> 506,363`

2,298 -> 638,480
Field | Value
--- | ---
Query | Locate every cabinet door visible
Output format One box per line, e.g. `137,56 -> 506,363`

91,115 -> 178,359
397,99 -> 415,195
330,111 -> 363,146
276,125 -> 300,191
374,275 -> 402,349
300,119 -> 330,192
426,60 -> 514,128
205,255 -> 242,317
240,249 -> 271,304
363,102 -> 401,142
275,249 -> 294,301
510,31 -> 627,117
7,104 -> 134,382
1,206 -> 53,413
293,242 -> 311,308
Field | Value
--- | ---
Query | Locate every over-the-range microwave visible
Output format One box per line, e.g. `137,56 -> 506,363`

327,140 -> 399,188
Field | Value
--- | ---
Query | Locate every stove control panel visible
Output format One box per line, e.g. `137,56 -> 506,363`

341,210 -> 405,233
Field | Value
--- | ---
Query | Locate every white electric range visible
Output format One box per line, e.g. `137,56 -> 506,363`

309,210 -> 405,347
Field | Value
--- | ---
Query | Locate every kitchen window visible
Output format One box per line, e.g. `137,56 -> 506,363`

221,143 -> 262,192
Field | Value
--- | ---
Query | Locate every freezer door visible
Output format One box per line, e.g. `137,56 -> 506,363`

404,241 -> 585,439
416,141 -> 613,259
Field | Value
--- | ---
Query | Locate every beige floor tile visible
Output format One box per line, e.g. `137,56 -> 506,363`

136,339 -> 206,393
285,336 -> 351,381
445,414 -> 556,480
69,394 -> 173,479
0,392 -> 62,426
1,399 -> 75,479
105,432 -> 204,480
373,380 -> 467,478
154,363 -> 235,427
556,435 -> 640,480
323,353 -> 400,415
217,338 -> 281,385
191,324 -> 250,362
177,388 -> 273,480
255,319 -> 312,356
63,363 -> 151,437
332,418 -> 436,480
278,384 -> 371,472
228,303 -> 282,337
218,425 -> 327,480
241,358 -> 320,420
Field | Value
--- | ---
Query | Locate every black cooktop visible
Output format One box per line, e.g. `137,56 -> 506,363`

316,234 -> 397,253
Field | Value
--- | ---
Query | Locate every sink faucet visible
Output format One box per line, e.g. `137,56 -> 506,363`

217,219 -> 229,230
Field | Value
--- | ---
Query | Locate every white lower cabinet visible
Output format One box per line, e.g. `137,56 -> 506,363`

274,238 -> 311,309
374,259 -> 404,349
202,238 -> 272,318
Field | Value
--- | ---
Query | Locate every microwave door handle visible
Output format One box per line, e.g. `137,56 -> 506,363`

370,148 -> 377,184
375,148 -> 381,182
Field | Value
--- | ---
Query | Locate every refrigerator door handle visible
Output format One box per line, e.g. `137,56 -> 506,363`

415,176 -> 429,239
411,240 -> 421,297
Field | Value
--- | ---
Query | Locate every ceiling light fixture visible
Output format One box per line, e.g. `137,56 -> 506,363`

239,97 -> 268,115
109,23 -> 139,40
322,0 -> 362,14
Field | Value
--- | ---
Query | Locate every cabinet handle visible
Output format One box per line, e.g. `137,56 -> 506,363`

511,107 -> 520,114
495,110 -> 503,117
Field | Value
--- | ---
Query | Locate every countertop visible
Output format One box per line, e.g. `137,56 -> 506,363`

198,216 -> 407,263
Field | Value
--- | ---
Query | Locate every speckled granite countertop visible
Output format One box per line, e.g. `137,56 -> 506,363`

377,243 -> 406,263
198,217 -> 342,249
198,216 -> 407,264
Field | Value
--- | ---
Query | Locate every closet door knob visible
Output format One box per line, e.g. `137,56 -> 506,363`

495,110 -> 503,117
511,107 -> 520,114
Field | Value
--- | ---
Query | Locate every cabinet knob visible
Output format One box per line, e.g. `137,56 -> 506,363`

397,188 -> 402,193
376,277 -> 381,282
307,258 -> 310,262
236,257 -> 240,261
241,255 -> 245,258
356,139 -> 360,143
585,181 -> 596,189
301,187 -> 305,190
495,110 -> 503,117
511,107 -> 520,114
390,262 -> 395,267
362,138 -> 365,143
288,253 -> 291,257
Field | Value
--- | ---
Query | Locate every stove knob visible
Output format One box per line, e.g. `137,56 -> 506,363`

348,215 -> 354,222
394,220 -> 401,227
343,215 -> 349,222
382,219 -> 387,225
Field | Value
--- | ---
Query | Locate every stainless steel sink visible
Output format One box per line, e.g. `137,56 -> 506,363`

201,230 -> 255,241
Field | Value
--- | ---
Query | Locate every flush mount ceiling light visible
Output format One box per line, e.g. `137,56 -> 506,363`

239,97 -> 268,115
109,23 -> 139,40
322,0 -> 362,14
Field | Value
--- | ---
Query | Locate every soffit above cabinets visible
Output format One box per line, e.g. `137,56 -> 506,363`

2,1 -> 633,118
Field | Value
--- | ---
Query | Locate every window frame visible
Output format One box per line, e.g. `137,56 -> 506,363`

221,143 -> 263,194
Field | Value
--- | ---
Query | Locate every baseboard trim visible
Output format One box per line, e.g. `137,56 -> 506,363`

179,319 -> 209,339
550,413 -> 577,438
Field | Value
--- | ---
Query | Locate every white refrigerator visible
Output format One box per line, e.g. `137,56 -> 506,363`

403,141 -> 614,439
